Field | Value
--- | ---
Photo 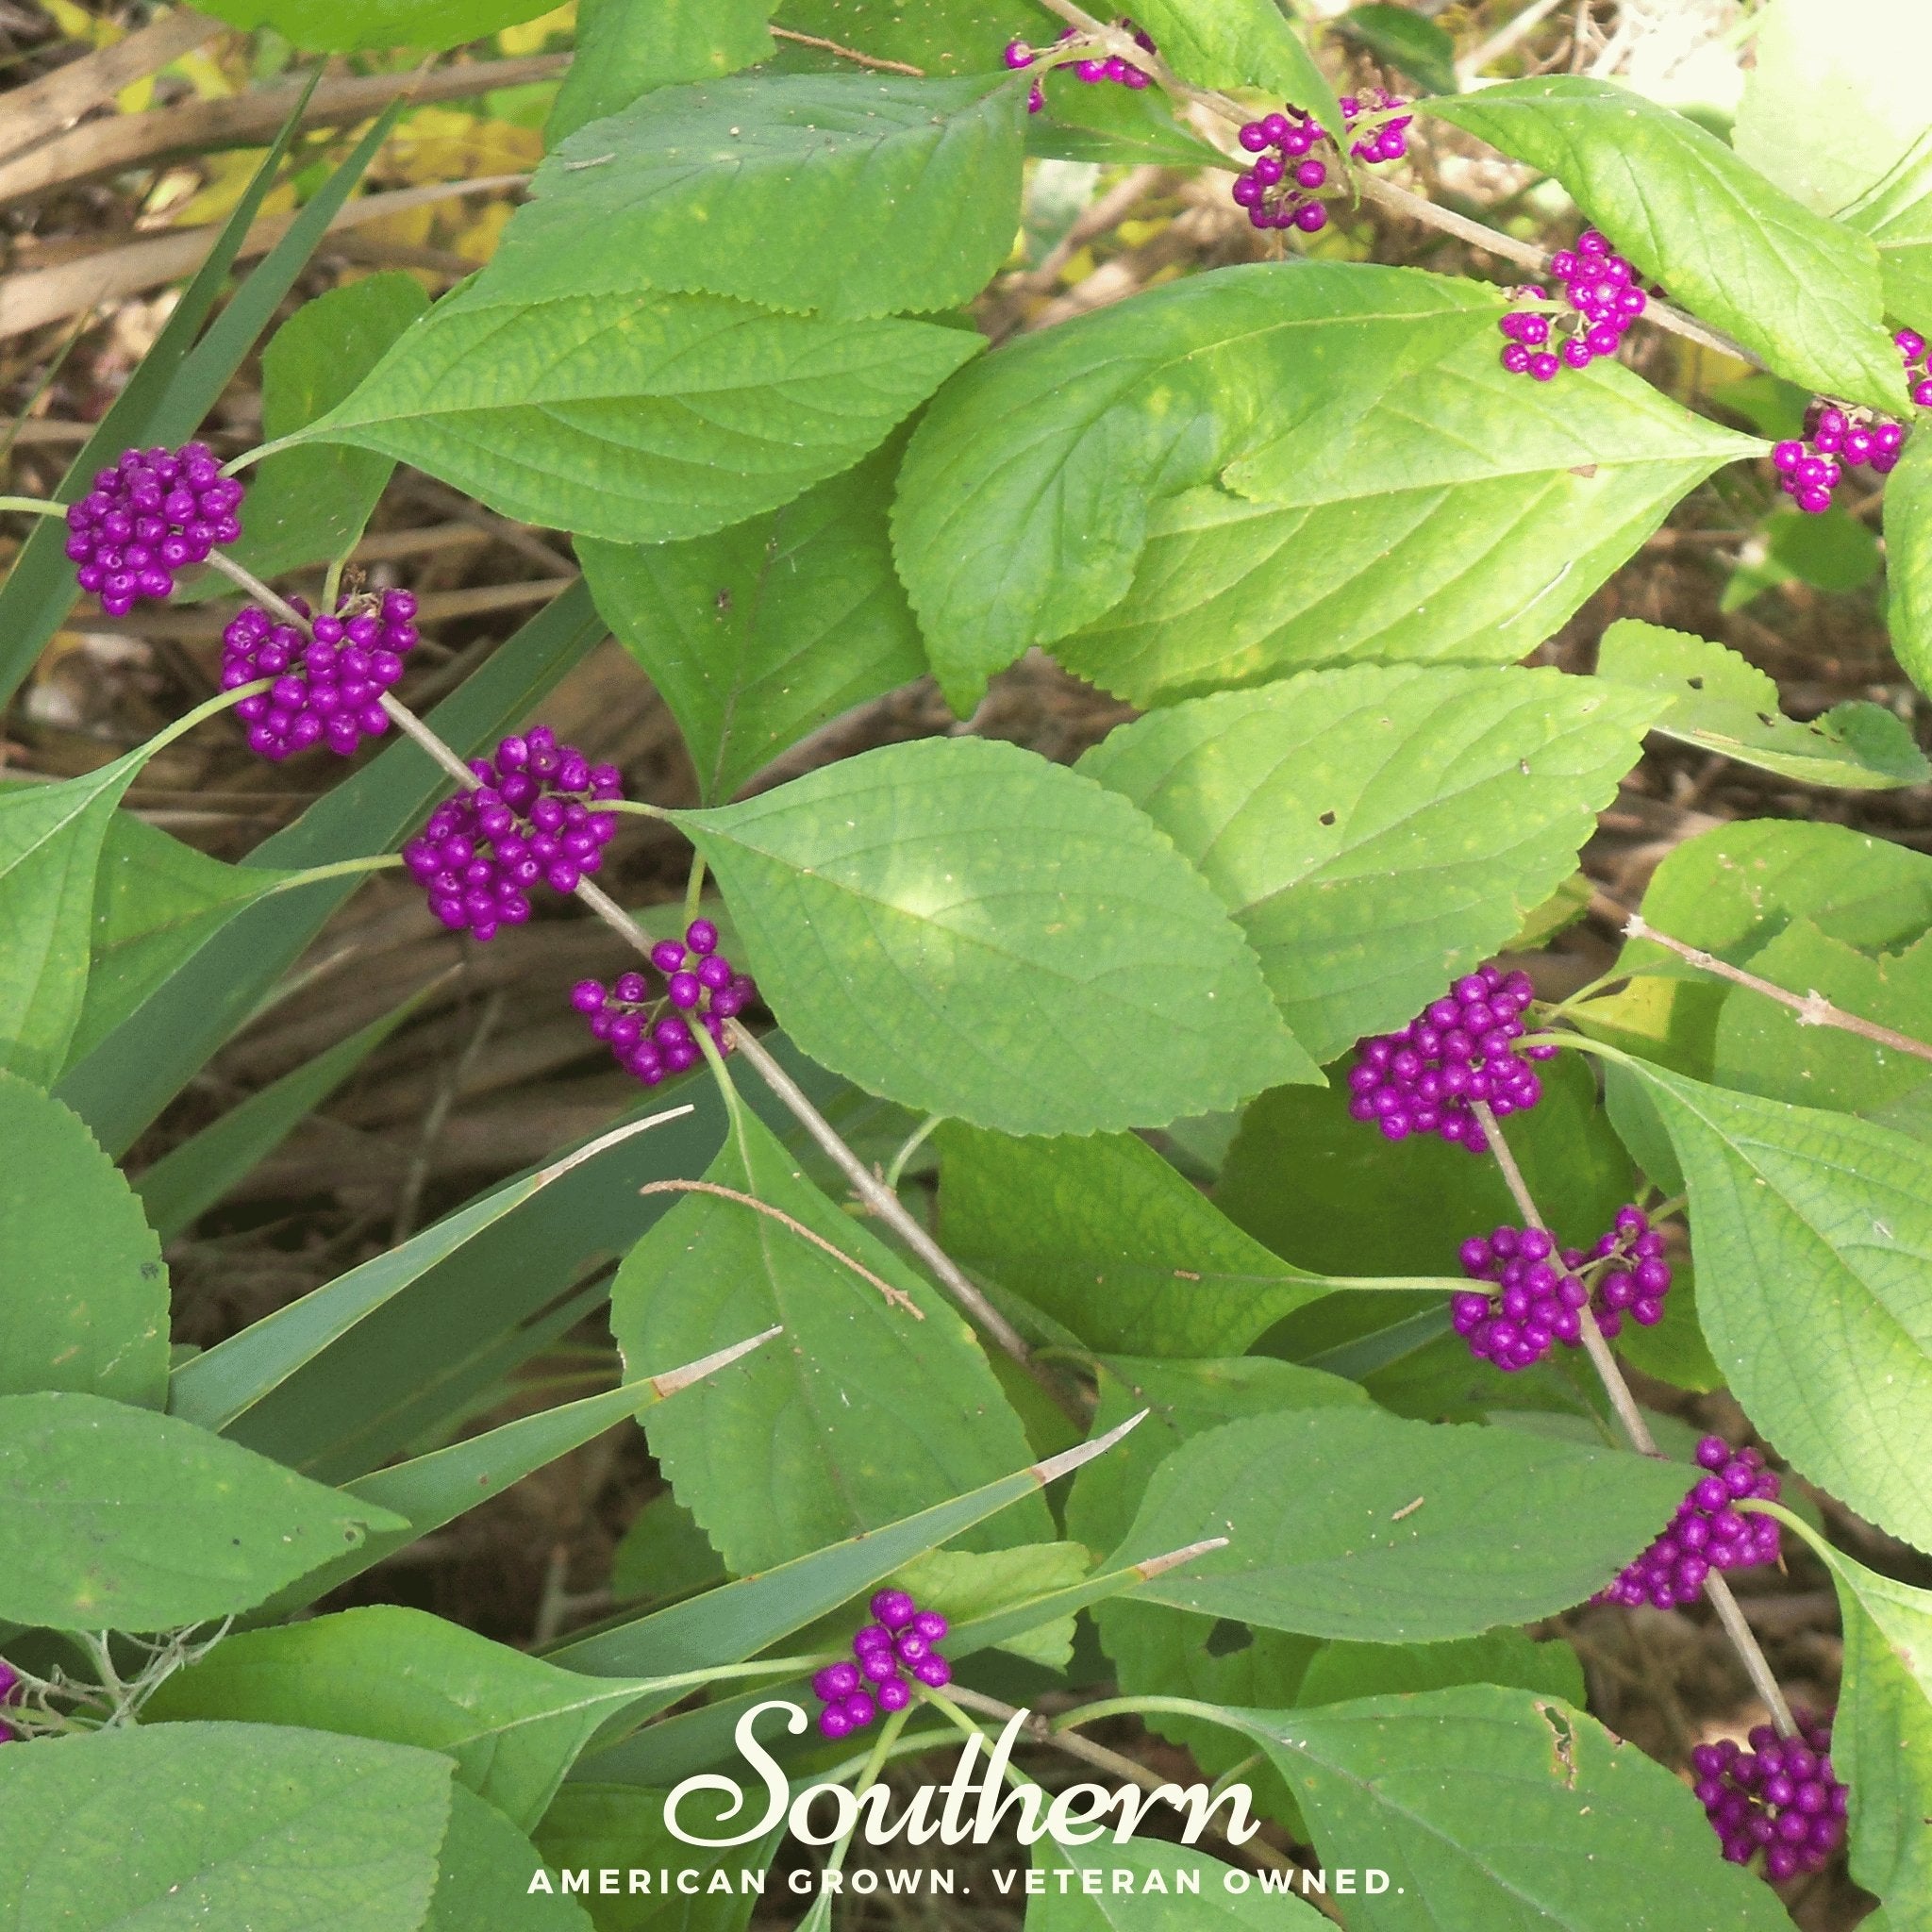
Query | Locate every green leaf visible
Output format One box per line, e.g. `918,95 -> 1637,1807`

1057,336 -> 1757,707
0,1391 -> 404,1630
891,261 -> 1499,709
1765,1507 -> 1932,1916
1733,0 -> 1932,217
134,980 -> 437,1244
1888,416 -> 1932,698
197,0 -> 561,52
1126,0 -> 1344,142
1218,1051 -> 1637,1274
147,1606 -> 649,1830
579,441 -> 924,804
536,1784 -> 777,1932
937,1124 -> 1442,1357
1427,76 -> 1907,413
428,1787 -> 593,1932
891,1541 -> 1091,1667
1598,1054 -> 1932,1555
69,813 -> 291,1073
674,735 -> 1315,1134
1594,617 -> 1927,789
610,1098 -> 1049,1573
0,757 -> 139,1086
611,1492 -> 725,1604
0,1073 -> 166,1407
1078,664 -> 1658,1061
491,73 -> 1025,321
1110,1407 -> 1688,1640
1209,1685 -> 1795,1930
550,0 -> 776,145
1029,1839 -> 1329,1928
1843,128 -> 1932,325
217,274 -> 428,584
294,288 -> 979,543
1764,502 -> 1882,591
772,0 -> 1053,78
1336,4 -> 1457,96
1025,76 -> 1228,169
1297,1628 -> 1585,1707
0,1722 -> 456,1932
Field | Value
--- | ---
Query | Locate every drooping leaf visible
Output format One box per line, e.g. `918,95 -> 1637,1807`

1028,1838 -> 1330,1928
578,441 -> 925,803
610,1096 -> 1049,1574
891,261 -> 1498,709
0,755 -> 139,1087
1428,76 -> 1907,412
134,980 -> 437,1244
0,1723 -> 456,1932
673,735 -> 1316,1135
1057,336 -> 1757,706
549,0 -> 776,144
147,1606 -> 649,1831
1078,664 -> 1658,1060
1593,618 -> 1929,790
1108,1407 -> 1688,1640
196,0 -> 561,52
291,288 -> 979,543
0,1391 -> 404,1631
1601,1054 -> 1932,1556
490,72 -> 1027,321
1211,1685 -> 1795,1930
1296,1628 -> 1586,1707
938,1124 -> 1447,1358
426,1787 -> 593,1932
0,1072 -> 166,1407
1887,416 -> 1932,699
217,274 -> 429,584
69,812 -> 292,1074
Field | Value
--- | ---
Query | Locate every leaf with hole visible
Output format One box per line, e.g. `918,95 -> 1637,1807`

1079,664 -> 1658,1061
673,735 -> 1315,1134
1427,76 -> 1906,412
489,72 -> 1026,321
610,1097 -> 1049,1574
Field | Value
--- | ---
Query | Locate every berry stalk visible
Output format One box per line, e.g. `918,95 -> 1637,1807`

1469,1096 -> 1797,1736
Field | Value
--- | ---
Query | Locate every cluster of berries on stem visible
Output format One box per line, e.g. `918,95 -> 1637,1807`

222,590 -> 419,761
64,442 -> 243,615
1773,398 -> 1906,515
1582,1205 -> 1671,1339
1693,1713 -> 1846,1882
1901,327 -> 1932,410
811,1590 -> 951,1740
572,918 -> 756,1086
403,728 -> 621,942
1004,21 -> 1153,114
1348,963 -> 1553,1151
1498,230 -> 1647,381
1597,1436 -> 1781,1609
1228,92 -> 1410,234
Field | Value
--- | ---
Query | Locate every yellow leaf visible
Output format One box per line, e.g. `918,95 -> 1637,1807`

42,0 -> 118,47
163,148 -> 294,227
451,199 -> 514,263
386,107 -> 542,183
498,2 -> 575,54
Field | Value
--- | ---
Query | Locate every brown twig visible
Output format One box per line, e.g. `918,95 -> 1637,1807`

769,25 -> 924,76
1624,913 -> 1932,1069
638,1180 -> 922,1315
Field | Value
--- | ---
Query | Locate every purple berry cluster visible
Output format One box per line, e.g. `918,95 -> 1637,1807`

810,1590 -> 951,1741
1228,93 -> 1410,234
64,442 -> 243,616
0,1659 -> 17,1744
222,590 -> 419,762
1596,1436 -> 1781,1610
1347,964 -> 1553,1151
1498,230 -> 1647,381
404,728 -> 621,942
1582,1204 -> 1671,1340
1772,401 -> 1906,514
1452,1224 -> 1588,1372
1901,327 -> 1932,410
1005,21 -> 1153,114
571,917 -> 757,1086
1693,1713 -> 1846,1883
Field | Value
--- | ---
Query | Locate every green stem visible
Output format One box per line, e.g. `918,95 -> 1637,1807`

127,679 -> 274,770
683,852 -> 707,924
264,854 -> 407,894
883,1113 -> 943,1191
824,1704 -> 912,1882
0,494 -> 64,518
629,1654 -> 841,1702
220,432 -> 305,476
599,798 -> 675,822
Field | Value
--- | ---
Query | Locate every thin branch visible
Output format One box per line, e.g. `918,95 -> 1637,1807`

1625,912 -> 1932,1069
1469,1097 -> 1797,1737
769,25 -> 924,75
639,1179 -> 922,1315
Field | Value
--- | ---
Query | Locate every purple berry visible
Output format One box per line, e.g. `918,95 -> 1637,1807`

910,1655 -> 952,1689
65,441 -> 242,611
1695,1713 -> 1845,1881
871,1588 -> 917,1630
876,1674 -> 912,1713
1597,1437 -> 1780,1608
